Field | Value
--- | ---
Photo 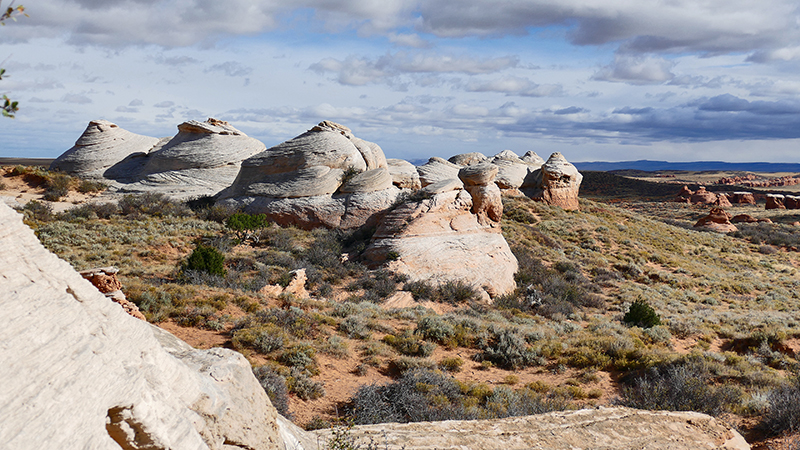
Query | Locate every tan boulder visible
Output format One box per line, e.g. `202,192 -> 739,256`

260,268 -> 309,299
675,185 -> 693,203
694,207 -> 737,233
715,193 -> 732,207
522,152 -> 583,210
313,406 -> 749,450
730,191 -> 756,205
459,162 -> 502,222
520,150 -> 545,167
448,152 -> 487,166
0,202 -> 288,450
386,158 -> 421,189
690,186 -> 718,205
417,157 -> 462,187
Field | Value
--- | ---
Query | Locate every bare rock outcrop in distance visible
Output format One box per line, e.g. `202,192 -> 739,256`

766,193 -> 786,210
313,406 -> 749,450
363,165 -> 517,300
694,207 -> 737,233
0,202 -> 290,450
50,119 -> 162,180
731,214 -> 772,224
675,185 -> 693,203
690,186 -> 718,205
522,152 -> 583,210
218,121 -> 399,230
730,191 -> 756,205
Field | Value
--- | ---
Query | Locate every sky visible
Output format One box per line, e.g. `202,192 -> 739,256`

1,0 -> 800,162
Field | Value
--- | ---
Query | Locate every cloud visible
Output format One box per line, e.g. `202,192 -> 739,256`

129,99 -> 143,106
115,105 -> 139,113
747,46 -> 800,63
154,101 -> 174,108
150,54 -> 201,66
205,61 -> 253,77
61,93 -> 92,104
388,33 -> 432,48
593,55 -> 675,85
465,76 -> 563,97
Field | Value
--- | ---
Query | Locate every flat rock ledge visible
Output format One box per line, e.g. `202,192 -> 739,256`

313,407 -> 749,450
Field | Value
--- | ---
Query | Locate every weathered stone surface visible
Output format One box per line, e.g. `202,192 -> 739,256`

785,195 -> 800,209
363,188 -> 517,299
260,268 -> 309,299
313,407 -> 749,450
417,157 -> 462,187
675,185 -> 694,203
386,158 -> 421,189
731,214 -> 772,224
492,149 -> 525,164
339,168 -> 393,194
448,152 -> 487,166
0,202 -> 284,450
459,163 -> 502,222
690,186 -> 718,205
766,194 -> 786,210
458,162 -> 499,186
730,191 -> 756,205
50,120 -> 161,179
520,150 -> 545,167
522,152 -> 583,210
219,121 -> 398,229
716,193 -> 732,207
79,266 -> 145,320
694,207 -> 737,233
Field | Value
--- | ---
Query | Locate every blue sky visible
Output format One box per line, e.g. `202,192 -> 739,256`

1,0 -> 800,162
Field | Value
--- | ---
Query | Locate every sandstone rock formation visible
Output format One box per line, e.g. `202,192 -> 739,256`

50,120 -> 163,180
386,158 -> 421,190
363,167 -> 517,300
417,157 -> 463,188
522,152 -> 583,210
0,202 -> 287,449
448,152 -> 487,166
766,194 -> 786,210
694,207 -> 737,233
675,185 -> 693,203
79,266 -> 145,320
690,186 -> 718,205
785,195 -> 800,209
218,121 -> 400,229
260,268 -> 310,299
730,191 -> 756,205
314,406 -> 749,450
731,214 -> 772,224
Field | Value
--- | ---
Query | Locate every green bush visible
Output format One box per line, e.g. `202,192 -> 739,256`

383,331 -> 436,357
416,316 -> 455,344
623,299 -> 661,328
480,328 -> 542,370
183,245 -> 226,277
225,212 -> 269,242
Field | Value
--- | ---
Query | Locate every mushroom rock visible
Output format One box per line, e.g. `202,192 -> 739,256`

386,158 -> 421,190
522,152 -> 583,210
675,186 -> 694,203
694,208 -> 737,233
489,150 -> 530,190
766,194 -> 786,210
119,118 -> 266,198
459,162 -> 502,222
689,186 -> 718,205
50,120 -> 161,180
416,157 -> 463,188
218,121 -> 399,230
730,191 -> 756,205
448,152 -> 487,166
362,178 -> 517,300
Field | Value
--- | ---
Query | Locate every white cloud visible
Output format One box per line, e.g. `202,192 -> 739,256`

205,61 -> 253,77
388,33 -> 432,48
466,76 -> 563,97
593,55 -> 675,85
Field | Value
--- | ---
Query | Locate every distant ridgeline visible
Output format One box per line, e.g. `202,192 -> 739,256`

574,160 -> 800,172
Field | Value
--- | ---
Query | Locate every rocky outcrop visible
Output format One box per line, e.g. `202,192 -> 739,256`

218,121 -> 399,229
386,158 -> 421,190
0,202 -> 287,449
675,185 -> 693,203
766,194 -> 786,210
448,152 -> 487,166
314,407 -> 749,450
690,186 -> 718,205
50,120 -> 162,180
694,207 -> 737,233
785,195 -> 800,209
730,191 -> 756,205
260,268 -> 310,299
79,266 -> 145,320
363,168 -> 517,300
522,152 -> 583,210
417,157 -> 463,188
715,193 -> 732,207
731,214 -> 772,224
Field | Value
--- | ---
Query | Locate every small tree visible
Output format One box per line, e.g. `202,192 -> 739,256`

623,299 -> 661,328
225,212 -> 269,243
183,245 -> 226,277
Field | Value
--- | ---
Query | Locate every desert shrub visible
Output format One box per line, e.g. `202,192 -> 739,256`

479,328 -> 542,369
232,324 -> 288,354
383,331 -> 436,357
172,305 -> 219,328
59,202 -> 120,221
439,357 -> 463,373
118,192 -> 191,218
77,179 -> 107,193
320,335 -> 350,358
405,279 -> 437,301
347,270 -> 398,301
280,344 -> 318,374
438,280 -> 478,303
183,245 -> 226,277
389,356 -> 437,374
21,200 -> 53,222
416,316 -> 455,345
760,376 -> 800,436
287,368 -> 325,400
252,365 -> 291,417
623,299 -> 661,328
339,315 -> 372,340
42,173 -> 71,201
618,357 -> 742,416
225,212 -> 269,242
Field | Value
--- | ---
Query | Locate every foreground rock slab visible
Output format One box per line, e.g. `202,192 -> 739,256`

0,202 -> 285,450
314,407 -> 749,450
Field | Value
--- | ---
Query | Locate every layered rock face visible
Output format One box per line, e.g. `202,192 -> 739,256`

52,118 -> 265,199
363,164 -> 518,300
0,202 -> 287,449
730,191 -> 756,205
766,194 -> 785,210
314,407 -> 749,450
522,152 -> 583,210
50,119 -> 162,179
218,121 -> 399,229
